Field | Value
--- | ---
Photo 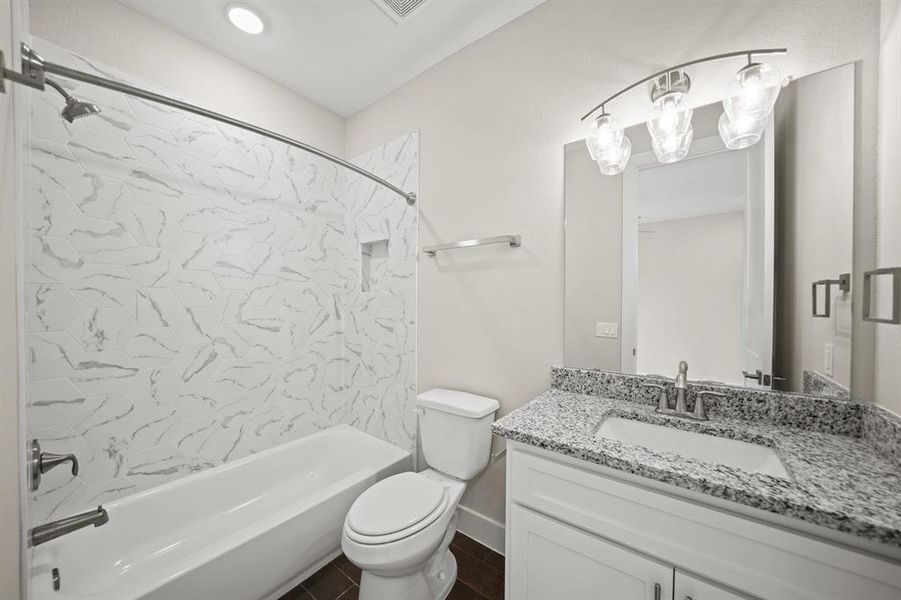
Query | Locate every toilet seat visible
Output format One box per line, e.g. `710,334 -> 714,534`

346,473 -> 448,545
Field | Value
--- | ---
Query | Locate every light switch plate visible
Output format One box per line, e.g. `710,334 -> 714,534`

824,343 -> 834,377
596,322 -> 619,338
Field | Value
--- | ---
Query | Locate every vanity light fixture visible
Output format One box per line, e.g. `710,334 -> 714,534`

581,49 -> 787,175
228,6 -> 265,35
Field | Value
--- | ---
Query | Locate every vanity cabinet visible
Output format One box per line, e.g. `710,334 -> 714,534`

508,504 -> 672,599
504,443 -> 901,600
509,505 -> 747,600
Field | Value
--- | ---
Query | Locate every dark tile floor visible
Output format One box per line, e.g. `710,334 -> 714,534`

280,532 -> 504,600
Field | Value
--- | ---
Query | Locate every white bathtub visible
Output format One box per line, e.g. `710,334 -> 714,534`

29,425 -> 411,600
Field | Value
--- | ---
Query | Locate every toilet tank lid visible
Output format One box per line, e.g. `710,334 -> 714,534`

417,388 -> 500,418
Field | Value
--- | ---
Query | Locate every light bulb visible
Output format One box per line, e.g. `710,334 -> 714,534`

597,135 -> 632,176
585,114 -> 624,161
652,123 -> 693,163
723,62 -> 781,122
648,92 -> 693,163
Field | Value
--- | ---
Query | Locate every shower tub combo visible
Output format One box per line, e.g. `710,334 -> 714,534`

29,426 -> 410,600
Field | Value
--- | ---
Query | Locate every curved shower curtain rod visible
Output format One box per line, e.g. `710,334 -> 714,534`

1,44 -> 417,206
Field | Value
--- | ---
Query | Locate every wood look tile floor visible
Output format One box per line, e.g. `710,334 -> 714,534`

280,532 -> 504,600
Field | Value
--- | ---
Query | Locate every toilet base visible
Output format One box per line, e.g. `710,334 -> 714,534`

358,549 -> 457,600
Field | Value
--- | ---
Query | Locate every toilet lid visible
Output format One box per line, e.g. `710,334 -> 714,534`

347,473 -> 446,538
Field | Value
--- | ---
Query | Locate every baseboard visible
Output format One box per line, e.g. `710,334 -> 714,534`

456,504 -> 505,556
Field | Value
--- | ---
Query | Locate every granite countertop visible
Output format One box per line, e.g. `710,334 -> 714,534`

492,388 -> 901,548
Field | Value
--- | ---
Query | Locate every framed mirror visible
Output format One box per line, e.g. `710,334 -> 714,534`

564,63 -> 854,399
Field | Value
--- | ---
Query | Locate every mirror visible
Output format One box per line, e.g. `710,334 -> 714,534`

564,63 -> 855,399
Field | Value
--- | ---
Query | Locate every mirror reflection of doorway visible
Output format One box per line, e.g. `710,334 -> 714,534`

622,131 -> 773,387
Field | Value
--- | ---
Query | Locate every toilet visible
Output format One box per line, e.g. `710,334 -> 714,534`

341,388 -> 500,600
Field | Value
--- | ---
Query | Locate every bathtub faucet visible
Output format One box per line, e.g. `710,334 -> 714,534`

29,506 -> 109,546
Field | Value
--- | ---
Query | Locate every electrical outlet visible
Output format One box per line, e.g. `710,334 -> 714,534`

595,322 -> 619,338
824,343 -> 834,377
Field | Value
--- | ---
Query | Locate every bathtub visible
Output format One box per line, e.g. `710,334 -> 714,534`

29,425 -> 411,600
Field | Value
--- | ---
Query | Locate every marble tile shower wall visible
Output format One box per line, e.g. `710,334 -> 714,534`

342,133 -> 418,452
24,41 -> 418,522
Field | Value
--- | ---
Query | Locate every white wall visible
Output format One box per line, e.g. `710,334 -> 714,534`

637,212 -> 745,384
0,0 -> 26,596
344,0 -> 881,528
29,0 -> 345,157
877,0 -> 901,414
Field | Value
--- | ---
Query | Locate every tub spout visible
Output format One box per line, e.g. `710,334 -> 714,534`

29,506 -> 109,546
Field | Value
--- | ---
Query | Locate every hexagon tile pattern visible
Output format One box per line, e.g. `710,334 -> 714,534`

25,40 -> 418,523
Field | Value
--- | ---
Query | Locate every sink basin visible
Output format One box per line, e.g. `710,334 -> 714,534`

595,417 -> 790,479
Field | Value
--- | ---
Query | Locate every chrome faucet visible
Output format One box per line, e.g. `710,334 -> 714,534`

641,361 -> 715,421
29,506 -> 109,547
673,360 -> 689,413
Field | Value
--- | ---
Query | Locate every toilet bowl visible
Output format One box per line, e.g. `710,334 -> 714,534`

341,389 -> 499,600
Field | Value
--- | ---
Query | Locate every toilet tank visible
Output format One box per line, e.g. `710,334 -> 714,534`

417,388 -> 500,480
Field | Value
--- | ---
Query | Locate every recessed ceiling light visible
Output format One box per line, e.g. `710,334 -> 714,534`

227,6 -> 265,35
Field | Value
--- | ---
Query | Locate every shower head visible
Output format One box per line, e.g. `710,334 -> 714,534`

44,77 -> 101,123
60,96 -> 101,122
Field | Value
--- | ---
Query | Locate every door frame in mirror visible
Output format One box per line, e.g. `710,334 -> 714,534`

620,126 -> 775,388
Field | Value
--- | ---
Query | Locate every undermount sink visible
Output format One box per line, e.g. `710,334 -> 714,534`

595,416 -> 791,480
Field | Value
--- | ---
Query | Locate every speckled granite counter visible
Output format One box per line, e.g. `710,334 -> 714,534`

492,387 -> 901,548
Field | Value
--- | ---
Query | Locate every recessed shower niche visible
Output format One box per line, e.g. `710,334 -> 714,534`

361,238 -> 390,292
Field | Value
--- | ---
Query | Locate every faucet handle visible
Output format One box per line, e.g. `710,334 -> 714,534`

30,440 -> 79,492
41,452 -> 79,476
694,390 -> 726,420
641,383 -> 669,411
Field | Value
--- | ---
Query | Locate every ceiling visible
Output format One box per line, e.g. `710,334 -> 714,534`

122,0 -> 545,117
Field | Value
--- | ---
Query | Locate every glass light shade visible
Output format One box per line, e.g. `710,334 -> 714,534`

596,135 -> 632,176
723,62 -> 782,123
718,111 -> 766,150
652,123 -> 693,163
585,114 -> 625,161
648,93 -> 693,163
648,92 -> 693,138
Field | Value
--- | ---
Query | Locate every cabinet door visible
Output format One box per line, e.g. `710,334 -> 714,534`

508,505 -> 672,600
674,570 -> 753,600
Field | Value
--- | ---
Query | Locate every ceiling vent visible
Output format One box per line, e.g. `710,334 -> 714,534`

371,0 -> 431,24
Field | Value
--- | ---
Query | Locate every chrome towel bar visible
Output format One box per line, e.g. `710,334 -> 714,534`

863,267 -> 901,324
811,273 -> 850,318
423,235 -> 521,257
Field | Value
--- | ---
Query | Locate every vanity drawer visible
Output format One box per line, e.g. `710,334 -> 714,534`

508,447 -> 901,600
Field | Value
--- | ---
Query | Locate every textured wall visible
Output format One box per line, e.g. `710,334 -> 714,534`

25,41 -> 417,522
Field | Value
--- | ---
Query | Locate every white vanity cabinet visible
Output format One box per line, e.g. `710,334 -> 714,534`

509,504 -> 672,599
504,443 -> 901,600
